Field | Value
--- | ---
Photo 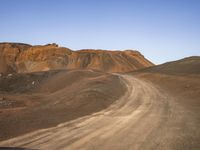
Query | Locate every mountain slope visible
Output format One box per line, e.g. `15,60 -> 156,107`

0,43 -> 153,73
133,56 -> 200,116
140,56 -> 200,74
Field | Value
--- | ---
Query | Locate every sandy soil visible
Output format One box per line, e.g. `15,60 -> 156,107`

134,73 -> 200,113
1,74 -> 199,150
0,70 -> 126,141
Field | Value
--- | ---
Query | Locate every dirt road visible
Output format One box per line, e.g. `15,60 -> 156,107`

0,75 -> 199,150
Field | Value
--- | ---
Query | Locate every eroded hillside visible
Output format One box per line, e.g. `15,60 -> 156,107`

0,43 -> 153,73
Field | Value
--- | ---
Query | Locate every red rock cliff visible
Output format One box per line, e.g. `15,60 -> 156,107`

0,43 -> 154,73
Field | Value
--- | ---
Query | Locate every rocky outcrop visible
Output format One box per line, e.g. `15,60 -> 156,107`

0,43 -> 154,73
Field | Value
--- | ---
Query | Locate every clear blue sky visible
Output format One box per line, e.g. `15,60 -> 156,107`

0,0 -> 200,64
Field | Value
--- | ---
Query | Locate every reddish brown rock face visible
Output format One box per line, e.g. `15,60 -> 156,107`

0,43 -> 154,73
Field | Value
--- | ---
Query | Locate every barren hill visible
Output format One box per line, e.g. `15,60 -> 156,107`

0,69 -> 127,140
139,56 -> 200,75
0,45 -> 200,149
133,56 -> 200,124
1,57 -> 200,149
0,43 -> 153,73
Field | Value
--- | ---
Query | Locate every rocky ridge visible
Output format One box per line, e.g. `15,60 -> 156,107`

0,43 -> 154,73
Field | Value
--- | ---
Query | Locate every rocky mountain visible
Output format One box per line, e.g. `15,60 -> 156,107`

0,43 -> 154,73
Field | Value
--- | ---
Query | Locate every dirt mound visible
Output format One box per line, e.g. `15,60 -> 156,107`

0,43 -> 153,73
0,69 -> 127,141
139,56 -> 200,75
133,56 -> 200,121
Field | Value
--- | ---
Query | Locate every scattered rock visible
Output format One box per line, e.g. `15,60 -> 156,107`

0,100 -> 12,107
0,97 -> 6,101
7,73 -> 13,77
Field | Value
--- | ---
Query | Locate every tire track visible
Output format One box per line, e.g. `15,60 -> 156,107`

0,75 -> 199,150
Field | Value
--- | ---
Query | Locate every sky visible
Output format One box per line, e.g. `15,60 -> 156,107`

0,0 -> 200,64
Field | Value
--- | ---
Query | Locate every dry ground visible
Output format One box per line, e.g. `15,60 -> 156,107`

0,56 -> 200,150
0,69 -> 126,141
0,73 -> 200,150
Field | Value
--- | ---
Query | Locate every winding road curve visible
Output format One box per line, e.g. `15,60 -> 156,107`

0,75 -> 199,150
